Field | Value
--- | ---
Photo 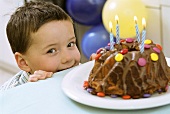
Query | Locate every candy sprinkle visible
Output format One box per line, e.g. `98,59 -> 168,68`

144,39 -> 152,44
115,53 -> 123,62
153,47 -> 160,53
156,44 -> 162,51
87,88 -> 93,93
157,89 -> 162,93
105,45 -> 110,51
143,94 -> 151,98
144,44 -> 151,49
97,92 -> 105,97
138,58 -> 146,66
96,48 -> 102,54
126,38 -> 134,43
110,94 -> 118,98
120,49 -> 128,55
122,95 -> 131,99
150,53 -> 159,61
95,53 -> 101,60
120,39 -> 126,43
83,81 -> 89,88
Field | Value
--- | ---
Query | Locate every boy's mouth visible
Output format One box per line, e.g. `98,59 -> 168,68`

57,63 -> 77,72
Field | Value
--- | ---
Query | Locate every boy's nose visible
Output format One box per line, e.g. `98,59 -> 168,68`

61,51 -> 72,64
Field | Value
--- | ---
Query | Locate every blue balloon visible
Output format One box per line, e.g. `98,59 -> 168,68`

66,0 -> 105,25
81,24 -> 110,59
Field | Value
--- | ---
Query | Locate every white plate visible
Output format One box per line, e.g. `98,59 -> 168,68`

62,60 -> 170,110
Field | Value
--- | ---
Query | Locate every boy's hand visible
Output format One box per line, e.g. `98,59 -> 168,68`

28,70 -> 53,82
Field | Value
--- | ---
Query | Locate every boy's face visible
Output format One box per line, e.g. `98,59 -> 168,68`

23,20 -> 80,74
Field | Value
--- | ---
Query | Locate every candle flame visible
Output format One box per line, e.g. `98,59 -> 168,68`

134,16 -> 137,24
115,15 -> 119,24
109,21 -> 113,32
142,18 -> 146,29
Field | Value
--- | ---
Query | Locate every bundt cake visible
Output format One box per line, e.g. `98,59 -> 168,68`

84,38 -> 170,99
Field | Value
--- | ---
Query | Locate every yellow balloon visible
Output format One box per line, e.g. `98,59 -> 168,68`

102,0 -> 147,38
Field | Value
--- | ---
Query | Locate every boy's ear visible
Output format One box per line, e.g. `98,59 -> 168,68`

14,52 -> 31,72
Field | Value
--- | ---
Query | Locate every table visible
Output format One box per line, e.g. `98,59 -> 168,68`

0,61 -> 170,114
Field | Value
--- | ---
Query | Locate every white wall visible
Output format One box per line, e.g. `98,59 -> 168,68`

0,0 -> 23,72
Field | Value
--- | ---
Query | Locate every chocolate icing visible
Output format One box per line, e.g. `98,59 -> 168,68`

88,39 -> 170,98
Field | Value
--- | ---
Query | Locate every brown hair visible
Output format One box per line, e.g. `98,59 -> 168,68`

6,1 -> 72,54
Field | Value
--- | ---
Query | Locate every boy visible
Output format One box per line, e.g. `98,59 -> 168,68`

0,1 -> 81,91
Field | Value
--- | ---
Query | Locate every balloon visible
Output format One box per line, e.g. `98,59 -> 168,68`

81,24 -> 110,59
102,0 -> 147,38
66,0 -> 105,25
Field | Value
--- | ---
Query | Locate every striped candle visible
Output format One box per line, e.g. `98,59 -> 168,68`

140,18 -> 146,53
115,15 -> 120,44
134,16 -> 140,43
109,21 -> 114,50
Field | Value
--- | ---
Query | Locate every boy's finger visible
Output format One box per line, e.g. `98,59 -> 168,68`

34,70 -> 52,78
34,70 -> 45,75
28,77 -> 39,82
46,72 -> 53,78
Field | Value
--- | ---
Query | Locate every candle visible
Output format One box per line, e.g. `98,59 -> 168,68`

134,16 -> 140,43
140,18 -> 146,53
109,21 -> 114,50
115,15 -> 120,44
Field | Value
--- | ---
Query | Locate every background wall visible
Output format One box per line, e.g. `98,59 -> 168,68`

0,0 -> 23,73
0,0 -> 170,74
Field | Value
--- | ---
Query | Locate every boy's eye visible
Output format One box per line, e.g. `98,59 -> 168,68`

68,42 -> 76,47
47,49 -> 56,53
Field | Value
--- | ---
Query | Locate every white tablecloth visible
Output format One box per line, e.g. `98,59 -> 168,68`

0,59 -> 170,114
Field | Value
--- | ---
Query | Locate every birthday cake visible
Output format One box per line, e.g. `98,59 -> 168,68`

83,38 -> 170,99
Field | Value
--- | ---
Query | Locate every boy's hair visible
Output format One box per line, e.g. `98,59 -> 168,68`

6,1 -> 72,54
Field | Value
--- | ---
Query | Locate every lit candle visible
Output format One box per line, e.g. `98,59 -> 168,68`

109,21 -> 114,50
115,15 -> 120,44
140,18 -> 146,53
134,16 -> 140,43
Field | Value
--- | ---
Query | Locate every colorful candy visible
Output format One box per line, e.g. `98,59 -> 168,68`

120,39 -> 126,43
126,38 -> 134,43
110,94 -> 118,98
122,95 -> 131,99
115,53 -> 123,62
97,92 -> 105,97
150,53 -> 159,61
105,45 -> 110,51
95,53 -> 101,60
144,44 -> 151,49
144,39 -> 152,44
156,44 -> 162,51
87,88 -> 93,93
143,94 -> 151,98
83,81 -> 89,88
120,49 -> 128,55
138,58 -> 146,66
157,89 -> 162,93
96,48 -> 103,54
153,47 -> 160,53
84,80 -> 167,99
